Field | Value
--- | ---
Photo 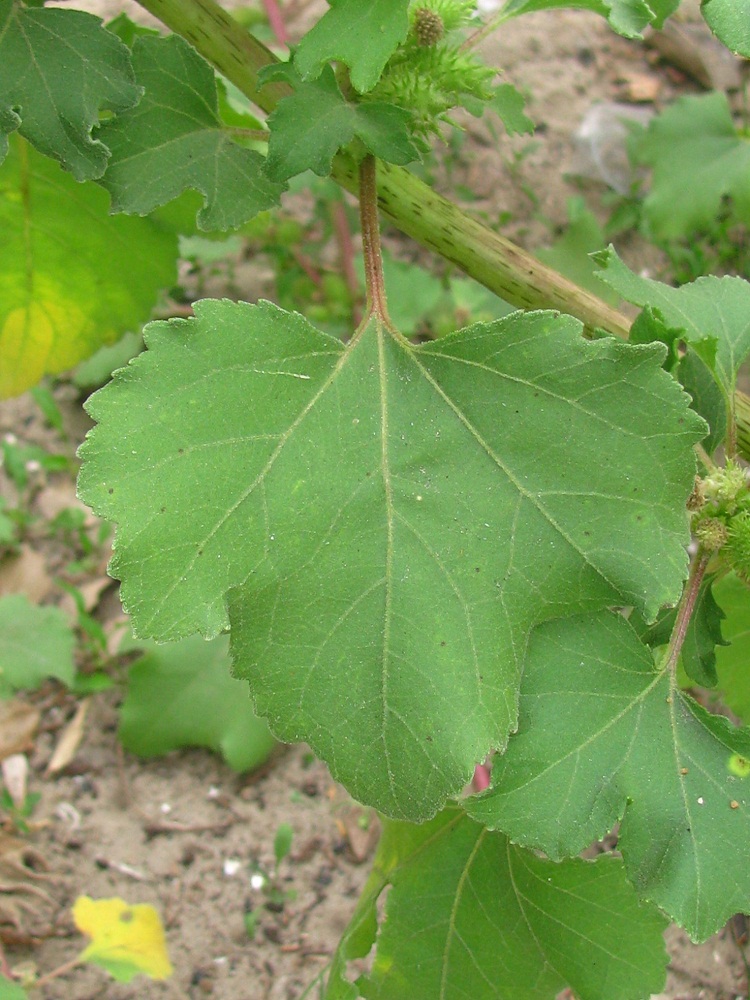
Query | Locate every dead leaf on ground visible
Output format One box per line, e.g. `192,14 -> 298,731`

335,805 -> 380,864
0,700 -> 40,762
0,547 -> 51,602
46,698 -> 90,776
616,72 -> 661,103
1,755 -> 28,809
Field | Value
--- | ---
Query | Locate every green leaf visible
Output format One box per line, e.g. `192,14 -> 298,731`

327,859 -> 384,999
0,0 -> 140,179
676,347 -> 727,455
713,572 -> 750,724
633,93 -> 750,240
337,808 -> 669,1000
501,0 -> 679,36
119,634 -> 277,772
595,246 -> 750,398
0,977 -> 28,1000
536,197 -> 618,304
0,594 -> 75,697
96,35 -> 285,231
701,0 -> 750,57
293,0 -> 410,94
466,610 -> 750,941
264,64 -> 420,182
78,301 -> 703,819
0,136 -> 176,398
489,83 -> 534,136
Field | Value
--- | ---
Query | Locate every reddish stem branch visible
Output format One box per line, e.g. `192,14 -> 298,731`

262,0 -> 289,45
664,550 -> 711,676
358,156 -> 390,326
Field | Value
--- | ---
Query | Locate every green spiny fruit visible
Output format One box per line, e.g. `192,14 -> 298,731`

726,511 -> 750,580
413,8 -> 444,46
694,516 -> 729,552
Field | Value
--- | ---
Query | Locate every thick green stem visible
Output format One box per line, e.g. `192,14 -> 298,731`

134,0 -> 291,108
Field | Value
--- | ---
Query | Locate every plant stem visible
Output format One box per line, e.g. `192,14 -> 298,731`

33,956 -> 82,990
262,0 -> 289,46
134,0 -> 291,109
663,549 -> 711,677
359,156 -> 391,326
332,155 -> 632,337
461,9 -> 513,51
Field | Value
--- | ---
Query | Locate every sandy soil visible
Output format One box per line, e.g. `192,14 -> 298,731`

2,3 -> 749,998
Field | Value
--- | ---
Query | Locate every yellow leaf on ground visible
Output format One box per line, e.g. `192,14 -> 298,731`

73,896 -> 173,983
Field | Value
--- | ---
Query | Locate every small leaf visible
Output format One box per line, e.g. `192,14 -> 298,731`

294,0 -> 410,93
264,64 -> 420,182
713,572 -> 750,724
78,301 -> 704,820
466,610 -> 750,941
0,595 -> 75,697
633,93 -> 750,240
536,197 -> 618,303
701,0 -> 750,57
0,1 -> 140,179
74,896 -> 173,983
119,634 -> 277,772
490,83 -> 534,136
342,807 -> 668,1000
500,0 -> 679,36
0,977 -> 28,1000
97,34 -> 285,230
0,137 -> 177,398
273,822 -> 294,866
595,246 -> 750,398
677,347 -> 727,454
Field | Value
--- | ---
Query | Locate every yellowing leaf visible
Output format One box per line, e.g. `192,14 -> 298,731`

73,896 -> 173,983
0,137 -> 177,398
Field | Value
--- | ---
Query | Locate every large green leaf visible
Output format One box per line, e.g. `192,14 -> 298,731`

264,64 -> 420,182
501,0 -> 678,36
0,595 -> 75,696
466,610 -> 750,941
0,0 -> 140,179
713,572 -> 750,724
119,634 -> 277,771
78,301 -> 703,819
595,247 -> 750,399
701,0 -> 750,57
293,0 -> 410,94
96,34 -> 285,231
328,808 -> 668,1000
0,137 -> 176,398
634,93 -> 750,241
